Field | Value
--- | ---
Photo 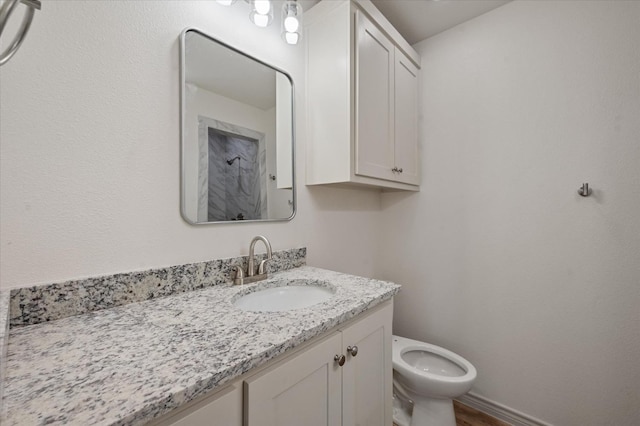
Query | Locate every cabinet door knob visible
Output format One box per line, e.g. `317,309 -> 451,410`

334,354 -> 346,366
398,168 -> 403,173
391,167 -> 398,173
347,345 -> 358,357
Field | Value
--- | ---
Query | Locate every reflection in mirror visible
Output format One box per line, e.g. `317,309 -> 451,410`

180,28 -> 295,224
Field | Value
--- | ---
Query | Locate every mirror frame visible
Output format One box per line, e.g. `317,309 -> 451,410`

179,27 -> 297,225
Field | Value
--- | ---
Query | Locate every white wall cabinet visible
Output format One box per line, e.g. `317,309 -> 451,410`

392,47 -> 420,185
154,301 -> 393,426
307,0 -> 420,191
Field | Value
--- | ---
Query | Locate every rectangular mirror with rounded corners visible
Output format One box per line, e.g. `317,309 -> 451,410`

180,28 -> 296,224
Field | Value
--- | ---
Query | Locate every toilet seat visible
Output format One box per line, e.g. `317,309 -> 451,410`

392,335 -> 477,397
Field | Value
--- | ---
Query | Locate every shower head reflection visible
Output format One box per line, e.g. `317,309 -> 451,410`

226,155 -> 241,165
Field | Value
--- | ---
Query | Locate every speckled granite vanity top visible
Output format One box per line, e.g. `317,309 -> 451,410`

2,266 -> 399,425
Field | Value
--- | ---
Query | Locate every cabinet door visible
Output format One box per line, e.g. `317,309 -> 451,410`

244,333 -> 343,426
151,383 -> 242,426
394,48 -> 420,185
355,9 -> 396,182
341,302 -> 394,426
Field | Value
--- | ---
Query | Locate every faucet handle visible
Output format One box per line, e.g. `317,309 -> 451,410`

233,265 -> 245,285
257,258 -> 271,275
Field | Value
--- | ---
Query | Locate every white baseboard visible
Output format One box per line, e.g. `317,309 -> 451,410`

456,392 -> 554,426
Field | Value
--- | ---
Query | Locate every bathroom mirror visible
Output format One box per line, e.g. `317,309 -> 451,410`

180,28 -> 295,224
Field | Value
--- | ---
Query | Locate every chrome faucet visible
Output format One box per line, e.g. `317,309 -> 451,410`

248,235 -> 272,277
233,235 -> 273,285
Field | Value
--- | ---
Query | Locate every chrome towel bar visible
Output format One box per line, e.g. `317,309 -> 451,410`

0,0 -> 41,66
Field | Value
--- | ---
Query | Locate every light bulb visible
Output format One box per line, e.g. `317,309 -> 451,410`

252,13 -> 270,27
284,16 -> 299,33
284,32 -> 299,45
250,0 -> 273,27
254,0 -> 271,15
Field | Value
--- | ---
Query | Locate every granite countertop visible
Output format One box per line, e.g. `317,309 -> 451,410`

0,289 -> 9,416
2,266 -> 400,426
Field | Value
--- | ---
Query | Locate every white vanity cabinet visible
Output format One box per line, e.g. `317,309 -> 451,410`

150,382 -> 243,426
244,301 -> 393,426
154,301 -> 393,426
306,0 -> 420,191
244,332 -> 343,426
340,301 -> 393,425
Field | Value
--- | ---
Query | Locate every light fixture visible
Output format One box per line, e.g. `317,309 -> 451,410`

215,0 -> 302,45
249,0 -> 273,28
281,0 -> 303,45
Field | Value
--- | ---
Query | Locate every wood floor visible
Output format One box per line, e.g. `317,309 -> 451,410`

453,400 -> 511,426
393,400 -> 511,426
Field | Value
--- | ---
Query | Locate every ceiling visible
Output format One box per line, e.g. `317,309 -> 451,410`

187,1 -> 512,108
186,31 -> 276,110
366,0 -> 510,45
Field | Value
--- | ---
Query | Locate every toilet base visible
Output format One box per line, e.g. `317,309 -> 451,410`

392,392 -> 413,426
411,397 -> 456,426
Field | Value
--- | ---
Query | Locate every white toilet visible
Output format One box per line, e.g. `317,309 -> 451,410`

392,335 -> 477,426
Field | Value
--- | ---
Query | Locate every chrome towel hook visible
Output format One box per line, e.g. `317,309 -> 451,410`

578,182 -> 592,197
0,0 -> 41,66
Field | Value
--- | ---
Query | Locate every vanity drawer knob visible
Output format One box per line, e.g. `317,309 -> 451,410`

347,346 -> 358,357
334,354 -> 346,366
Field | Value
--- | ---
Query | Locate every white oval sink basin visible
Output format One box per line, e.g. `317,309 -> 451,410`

233,280 -> 335,312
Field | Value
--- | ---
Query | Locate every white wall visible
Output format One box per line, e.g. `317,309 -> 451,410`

379,1 -> 640,425
5,1 -> 638,424
0,0 -> 382,289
